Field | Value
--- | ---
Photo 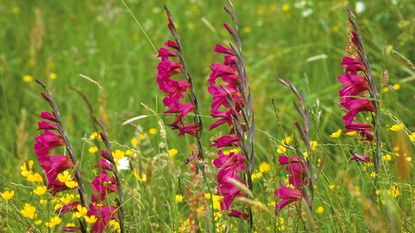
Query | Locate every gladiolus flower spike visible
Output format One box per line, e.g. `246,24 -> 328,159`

208,6 -> 255,227
339,9 -> 381,178
35,80 -> 88,232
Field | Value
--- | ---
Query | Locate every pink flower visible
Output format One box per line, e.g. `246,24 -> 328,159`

338,56 -> 374,140
211,135 -> 240,148
228,209 -> 249,220
34,130 -> 64,156
87,204 -> 118,233
213,150 -> 245,210
156,39 -> 199,137
350,151 -> 371,162
274,183 -> 302,215
91,171 -> 118,203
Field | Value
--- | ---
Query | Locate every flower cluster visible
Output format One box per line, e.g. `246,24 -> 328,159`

274,156 -> 308,214
35,111 -> 76,195
338,55 -> 374,141
208,24 -> 249,217
156,40 -> 198,136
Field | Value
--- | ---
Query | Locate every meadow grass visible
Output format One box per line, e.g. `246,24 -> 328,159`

1,0 -> 415,232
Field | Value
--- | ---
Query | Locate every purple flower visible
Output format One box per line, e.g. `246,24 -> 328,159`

274,183 -> 302,215
156,39 -> 199,137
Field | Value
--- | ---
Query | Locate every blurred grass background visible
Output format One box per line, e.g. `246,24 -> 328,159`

1,0 -> 415,232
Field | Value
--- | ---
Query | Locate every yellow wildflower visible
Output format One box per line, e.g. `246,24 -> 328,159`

125,149 -> 134,156
375,189 -> 381,196
370,171 -> 377,178
46,216 -> 61,228
133,171 -> 147,182
277,145 -> 286,154
139,134 -> 146,140
389,123 -> 404,132
149,128 -> 157,135
315,206 -> 324,214
242,26 -> 252,33
382,154 -> 392,161
112,150 -> 125,160
251,172 -> 263,181
35,220 -> 42,225
330,129 -> 342,138
130,137 -> 138,146
33,186 -> 47,196
388,185 -> 400,198
282,3 -> 290,12
409,132 -> 415,142
27,172 -> 43,183
59,194 -> 74,205
84,215 -> 98,224
329,184 -> 336,190
259,162 -> 271,173
20,203 -> 36,219
282,136 -> 292,145
1,191 -> 15,201
310,141 -> 318,150
175,194 -> 184,203
74,205 -> 88,218
168,148 -> 178,157
88,146 -> 98,154
109,220 -> 121,231
89,132 -> 101,140
49,72 -> 57,80
345,131 -> 356,136
23,75 -> 33,82
393,84 -> 400,90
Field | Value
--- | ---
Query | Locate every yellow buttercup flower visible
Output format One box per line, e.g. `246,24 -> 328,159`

109,220 -> 121,231
65,180 -> 78,189
345,131 -> 356,136
133,171 -> 147,182
84,215 -> 98,224
149,128 -> 157,135
315,206 -> 324,214
1,191 -> 15,201
46,216 -> 61,228
310,141 -> 318,150
89,132 -> 101,140
409,132 -> 415,142
393,84 -> 400,90
382,154 -> 392,161
259,162 -> 271,173
88,146 -> 98,154
35,220 -> 42,225
282,3 -> 290,12
125,149 -> 134,156
175,194 -> 184,203
112,150 -> 125,160
251,172 -> 263,181
20,203 -> 36,219
168,148 -> 178,157
27,172 -> 43,183
130,137 -> 138,146
388,185 -> 400,198
242,26 -> 252,33
74,205 -> 88,218
389,123 -> 404,132
282,136 -> 292,145
330,129 -> 342,138
277,145 -> 286,154
23,75 -> 33,82
49,72 -> 57,80
33,186 -> 47,196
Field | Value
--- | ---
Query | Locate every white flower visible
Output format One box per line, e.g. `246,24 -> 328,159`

301,8 -> 313,17
355,1 -> 365,14
117,157 -> 130,171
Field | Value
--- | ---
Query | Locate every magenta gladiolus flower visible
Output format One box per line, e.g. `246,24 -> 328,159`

350,151 -> 371,162
213,150 -> 246,210
91,171 -> 118,203
274,183 -> 303,215
274,156 -> 308,214
156,39 -> 199,137
87,204 -> 118,233
34,113 -> 77,194
338,34 -> 375,141
228,209 -> 250,220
